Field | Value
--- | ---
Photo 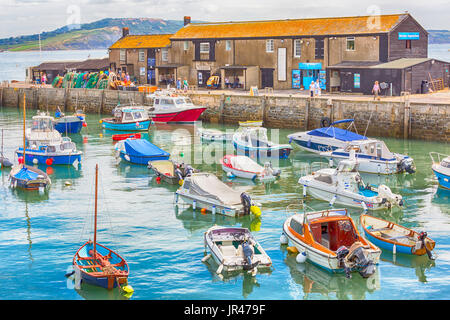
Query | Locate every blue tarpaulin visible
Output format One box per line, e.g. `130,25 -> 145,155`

124,139 -> 170,158
307,127 -> 367,142
12,166 -> 40,181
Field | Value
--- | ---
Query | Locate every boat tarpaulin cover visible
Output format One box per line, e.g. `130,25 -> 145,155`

187,173 -> 243,206
230,156 -> 263,173
307,127 -> 367,142
124,139 -> 170,158
12,166 -> 40,181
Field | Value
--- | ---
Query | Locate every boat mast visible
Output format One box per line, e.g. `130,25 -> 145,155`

22,93 -> 26,167
93,164 -> 98,259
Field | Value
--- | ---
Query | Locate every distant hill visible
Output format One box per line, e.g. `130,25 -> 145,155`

428,30 -> 450,44
0,18 -> 449,51
0,18 -> 186,51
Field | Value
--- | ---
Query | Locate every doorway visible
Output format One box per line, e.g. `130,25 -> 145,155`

197,70 -> 210,87
261,68 -> 274,88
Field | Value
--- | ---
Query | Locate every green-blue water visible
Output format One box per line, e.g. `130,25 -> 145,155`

0,106 -> 449,300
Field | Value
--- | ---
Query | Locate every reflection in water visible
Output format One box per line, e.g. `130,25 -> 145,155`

433,188 -> 450,214
72,281 -> 130,300
24,202 -> 33,266
283,251 -> 380,300
380,251 -> 435,283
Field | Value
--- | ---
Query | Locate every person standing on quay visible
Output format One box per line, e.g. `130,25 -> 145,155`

309,81 -> 315,97
183,78 -> 189,92
314,79 -> 321,97
372,81 -> 381,100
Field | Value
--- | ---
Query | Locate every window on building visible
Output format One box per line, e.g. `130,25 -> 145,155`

120,49 -> 126,61
162,48 -> 168,61
294,39 -> 301,57
226,40 -> 232,51
346,37 -> 355,51
200,42 -> 210,54
266,39 -> 274,52
405,40 -> 412,49
184,41 -> 189,51
138,49 -> 145,62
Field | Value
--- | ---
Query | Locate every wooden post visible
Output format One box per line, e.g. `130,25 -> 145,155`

304,98 -> 310,131
401,91 -> 410,139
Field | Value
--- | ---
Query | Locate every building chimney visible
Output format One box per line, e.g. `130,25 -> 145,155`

184,16 -> 191,26
122,27 -> 129,38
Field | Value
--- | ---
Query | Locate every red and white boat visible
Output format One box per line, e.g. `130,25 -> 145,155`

147,92 -> 206,123
220,154 -> 281,181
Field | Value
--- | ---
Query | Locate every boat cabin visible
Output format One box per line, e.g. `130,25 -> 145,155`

440,157 -> 450,168
153,95 -> 195,110
342,140 -> 394,160
31,114 -> 56,132
289,210 -> 367,252
239,127 -> 271,147
113,107 -> 149,123
312,160 -> 365,193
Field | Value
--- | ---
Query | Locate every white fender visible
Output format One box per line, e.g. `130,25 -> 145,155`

280,234 -> 288,245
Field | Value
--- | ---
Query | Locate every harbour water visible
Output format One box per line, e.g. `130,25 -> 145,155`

0,107 -> 449,300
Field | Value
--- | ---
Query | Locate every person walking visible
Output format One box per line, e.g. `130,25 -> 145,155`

314,79 -> 321,97
176,78 -> 182,91
183,78 -> 189,92
372,81 -> 380,100
309,81 -> 315,97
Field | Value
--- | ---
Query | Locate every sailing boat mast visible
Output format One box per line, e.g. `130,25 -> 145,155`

93,164 -> 98,259
22,93 -> 26,167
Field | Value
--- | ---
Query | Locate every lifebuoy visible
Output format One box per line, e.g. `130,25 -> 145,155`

320,117 -> 331,128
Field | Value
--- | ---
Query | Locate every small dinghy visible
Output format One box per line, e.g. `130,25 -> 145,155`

9,164 -> 51,191
196,128 -> 233,142
112,133 -> 141,141
220,154 -> 281,181
54,108 -> 86,134
147,160 -> 196,185
175,172 -> 261,217
360,215 -> 435,259
239,120 -> 263,127
299,159 -> 404,211
73,164 -> 133,293
114,138 -> 170,165
203,225 -> 272,275
430,152 -> 450,190
282,208 -> 381,278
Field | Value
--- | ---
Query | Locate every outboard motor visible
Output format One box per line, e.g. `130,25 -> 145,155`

175,166 -> 184,181
346,245 -> 376,278
240,192 -> 252,215
336,246 -> 352,278
242,239 -> 260,271
398,158 -> 415,174
184,165 -> 194,177
418,231 -> 435,260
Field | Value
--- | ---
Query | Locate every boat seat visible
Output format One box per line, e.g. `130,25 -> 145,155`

370,227 -> 391,232
219,245 -> 238,257
383,234 -> 410,241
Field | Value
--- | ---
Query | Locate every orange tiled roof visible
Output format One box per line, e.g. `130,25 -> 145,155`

110,34 -> 172,49
171,14 -> 408,40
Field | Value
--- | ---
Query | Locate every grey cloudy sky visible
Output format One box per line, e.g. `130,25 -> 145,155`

0,0 -> 449,38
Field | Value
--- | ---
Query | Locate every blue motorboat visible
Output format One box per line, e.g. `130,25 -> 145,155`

115,138 -> 170,165
430,152 -> 450,190
15,113 -> 82,166
101,106 -> 152,131
287,119 -> 368,154
54,109 -> 86,134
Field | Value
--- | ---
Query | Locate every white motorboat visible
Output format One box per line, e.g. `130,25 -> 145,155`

175,172 -> 261,217
220,154 -> 281,181
233,126 -> 292,159
298,159 -> 404,210
196,127 -> 234,142
430,152 -> 450,190
282,208 -> 381,277
287,119 -> 368,154
320,141 -> 415,175
203,225 -> 272,275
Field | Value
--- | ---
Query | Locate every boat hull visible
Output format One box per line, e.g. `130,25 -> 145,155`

289,137 -> 342,154
54,119 -> 83,134
433,168 -> 450,190
233,142 -> 291,159
175,191 -> 242,217
221,163 -> 258,180
16,149 -> 82,165
119,151 -> 169,165
150,107 -> 206,123
329,153 -> 400,175
101,120 -> 151,131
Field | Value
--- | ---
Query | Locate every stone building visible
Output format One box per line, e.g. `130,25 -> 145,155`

108,28 -> 173,85
168,13 -> 436,92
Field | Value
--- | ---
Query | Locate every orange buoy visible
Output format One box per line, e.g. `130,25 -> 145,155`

201,208 -> 207,215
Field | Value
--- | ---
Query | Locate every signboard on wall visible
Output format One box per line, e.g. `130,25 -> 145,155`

292,69 -> 301,88
398,32 -> 420,40
278,48 -> 287,81
354,73 -> 360,88
140,67 -> 146,76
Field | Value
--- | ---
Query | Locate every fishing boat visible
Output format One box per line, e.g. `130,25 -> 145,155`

282,208 -> 381,277
233,126 -> 292,159
202,225 -> 272,275
175,172 -> 262,217
8,93 -> 51,191
54,108 -> 86,134
101,106 -> 152,131
430,152 -> 450,190
73,164 -> 133,292
147,92 -> 206,123
298,159 -> 404,210
287,119 -> 368,154
0,129 -> 12,168
320,141 -> 415,174
112,133 -> 141,141
360,214 -> 435,259
15,112 -> 82,166
239,120 -> 263,127
114,138 -> 170,165
220,154 -> 281,181
147,160 -> 196,185
196,127 -> 234,142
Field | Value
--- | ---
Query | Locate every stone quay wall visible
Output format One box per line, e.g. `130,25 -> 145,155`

1,87 -> 448,142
